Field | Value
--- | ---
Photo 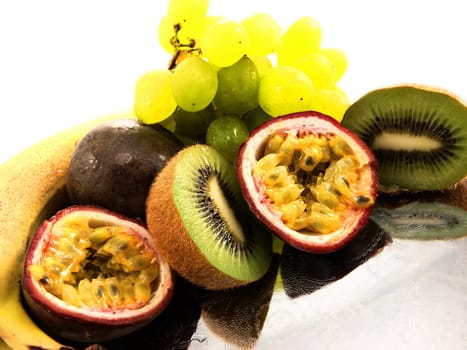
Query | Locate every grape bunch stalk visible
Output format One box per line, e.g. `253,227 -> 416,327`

134,0 -> 350,163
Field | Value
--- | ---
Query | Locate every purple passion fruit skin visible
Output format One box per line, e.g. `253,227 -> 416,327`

22,205 -> 174,343
67,119 -> 184,220
237,111 -> 378,253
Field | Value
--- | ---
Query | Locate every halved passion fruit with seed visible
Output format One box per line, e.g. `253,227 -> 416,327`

237,111 -> 378,253
22,205 -> 174,343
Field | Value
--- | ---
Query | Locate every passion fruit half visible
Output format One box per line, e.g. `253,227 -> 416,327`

237,111 -> 378,253
22,205 -> 174,343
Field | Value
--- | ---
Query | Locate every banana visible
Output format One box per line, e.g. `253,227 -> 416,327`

0,112 -> 130,350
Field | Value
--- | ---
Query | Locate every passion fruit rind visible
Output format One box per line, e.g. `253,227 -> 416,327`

22,205 -> 174,343
237,111 -> 378,253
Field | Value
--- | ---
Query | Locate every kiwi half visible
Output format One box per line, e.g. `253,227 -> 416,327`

146,144 -> 272,290
342,85 -> 467,192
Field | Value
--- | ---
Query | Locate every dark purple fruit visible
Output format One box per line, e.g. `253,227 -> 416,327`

67,119 -> 183,219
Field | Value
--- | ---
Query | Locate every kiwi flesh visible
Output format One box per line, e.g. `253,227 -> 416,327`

342,85 -> 467,192
371,202 -> 467,240
146,144 -> 272,290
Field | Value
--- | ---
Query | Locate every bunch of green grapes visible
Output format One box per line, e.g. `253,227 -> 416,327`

134,0 -> 350,162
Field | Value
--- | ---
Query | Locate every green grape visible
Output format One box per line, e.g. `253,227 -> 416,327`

291,52 -> 337,89
158,15 -> 176,54
201,19 -> 249,67
320,48 -> 348,82
172,105 -> 215,138
241,13 -> 282,57
159,115 -> 176,132
168,0 -> 210,24
174,133 -> 198,146
258,66 -> 314,117
243,106 -> 273,131
214,56 -> 259,115
194,16 -> 223,49
250,55 -> 272,78
159,16 -> 218,54
277,16 -> 322,66
206,115 -> 250,163
171,21 -> 197,51
311,87 -> 350,122
134,69 -> 177,124
177,16 -> 222,51
159,15 -> 219,53
172,56 -> 218,112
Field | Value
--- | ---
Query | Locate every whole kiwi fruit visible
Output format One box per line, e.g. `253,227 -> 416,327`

341,85 -> 467,192
67,118 -> 183,219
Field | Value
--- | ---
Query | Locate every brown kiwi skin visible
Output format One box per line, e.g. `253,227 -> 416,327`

145,148 -> 254,291
386,83 -> 467,101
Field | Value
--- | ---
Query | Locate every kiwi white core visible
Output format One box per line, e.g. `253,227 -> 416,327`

207,176 -> 246,243
372,132 -> 441,151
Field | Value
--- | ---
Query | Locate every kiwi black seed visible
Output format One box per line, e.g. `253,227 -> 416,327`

342,85 -> 467,192
371,202 -> 467,240
145,144 -> 272,290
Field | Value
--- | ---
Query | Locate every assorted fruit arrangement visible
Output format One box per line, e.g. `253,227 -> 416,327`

0,0 -> 466,349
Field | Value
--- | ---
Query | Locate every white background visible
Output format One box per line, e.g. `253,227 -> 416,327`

1,0 -> 467,164
1,0 -> 466,163
0,2 -> 466,349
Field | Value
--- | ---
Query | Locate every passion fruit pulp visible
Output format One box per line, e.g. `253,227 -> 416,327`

237,111 -> 378,253
22,205 -> 174,343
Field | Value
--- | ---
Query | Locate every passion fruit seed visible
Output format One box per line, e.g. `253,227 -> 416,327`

28,218 -> 159,310
253,131 -> 375,234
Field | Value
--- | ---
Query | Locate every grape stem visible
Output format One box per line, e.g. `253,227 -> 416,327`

168,50 -> 182,70
167,23 -> 201,70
